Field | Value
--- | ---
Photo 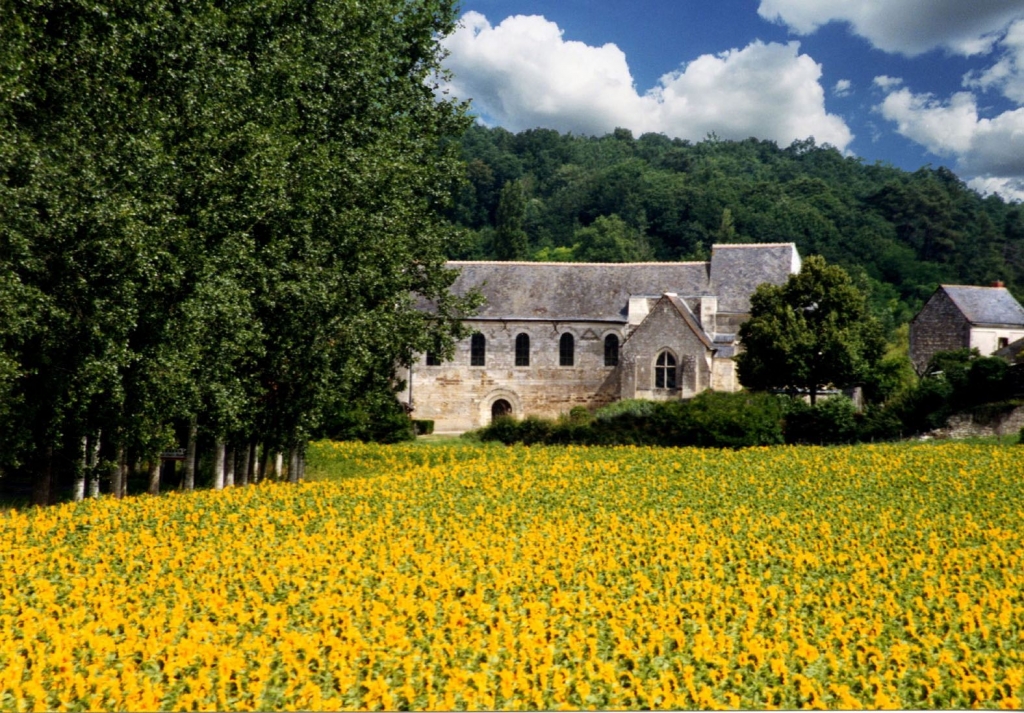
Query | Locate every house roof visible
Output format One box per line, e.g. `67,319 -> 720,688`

940,285 -> 1024,327
663,294 -> 715,349
445,261 -> 710,321
710,243 -> 802,313
444,243 -> 799,322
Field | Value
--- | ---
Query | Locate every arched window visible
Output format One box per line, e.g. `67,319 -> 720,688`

604,334 -> 619,367
655,351 -> 677,389
470,333 -> 486,366
515,333 -> 530,367
559,333 -> 575,366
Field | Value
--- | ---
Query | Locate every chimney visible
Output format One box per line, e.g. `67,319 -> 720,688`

992,280 -> 1005,288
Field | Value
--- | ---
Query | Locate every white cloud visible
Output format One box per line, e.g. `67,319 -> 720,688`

877,86 -> 1024,190
757,0 -> 1024,56
441,13 -> 853,150
833,79 -> 852,97
873,75 -> 904,91
967,176 -> 1024,202
964,19 -> 1024,102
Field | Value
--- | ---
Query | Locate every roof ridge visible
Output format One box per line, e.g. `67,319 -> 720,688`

447,261 -> 710,266
711,242 -> 797,249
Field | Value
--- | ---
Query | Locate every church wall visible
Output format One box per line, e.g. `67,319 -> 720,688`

620,299 -> 712,401
407,320 -> 624,432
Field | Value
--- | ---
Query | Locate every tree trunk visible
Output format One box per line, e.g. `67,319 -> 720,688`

112,444 -> 127,499
238,442 -> 251,486
274,452 -> 283,480
147,457 -> 160,495
810,384 -> 818,407
213,440 -> 226,490
257,443 -> 270,484
110,444 -> 123,500
88,431 -> 101,498
288,447 -> 299,483
183,419 -> 197,491
32,447 -> 53,506
73,436 -> 88,502
225,447 -> 235,487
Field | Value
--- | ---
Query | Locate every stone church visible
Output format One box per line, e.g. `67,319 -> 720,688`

401,243 -> 801,432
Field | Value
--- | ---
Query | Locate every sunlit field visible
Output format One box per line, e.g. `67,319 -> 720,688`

2,440 -> 1023,710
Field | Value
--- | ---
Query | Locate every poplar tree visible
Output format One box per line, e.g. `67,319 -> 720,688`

0,0 -> 475,502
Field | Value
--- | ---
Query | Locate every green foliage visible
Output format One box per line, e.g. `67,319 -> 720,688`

477,392 -> 787,449
0,0 -> 473,500
494,180 -> 530,260
784,397 -> 860,445
736,256 -> 886,404
573,215 -> 652,262
413,420 -> 435,436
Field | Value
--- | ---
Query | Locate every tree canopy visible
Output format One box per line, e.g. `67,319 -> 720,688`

0,0 -> 475,502
735,256 -> 886,404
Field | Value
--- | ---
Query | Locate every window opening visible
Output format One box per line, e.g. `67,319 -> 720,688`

604,334 -> 619,367
470,333 -> 486,366
655,351 -> 677,389
515,333 -> 530,366
559,333 -> 575,366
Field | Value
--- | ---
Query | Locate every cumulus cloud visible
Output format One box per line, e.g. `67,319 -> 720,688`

441,12 -> 853,150
757,0 -> 1024,56
964,19 -> 1024,102
966,176 -> 1024,201
877,87 -> 1024,198
873,75 -> 903,91
833,79 -> 852,97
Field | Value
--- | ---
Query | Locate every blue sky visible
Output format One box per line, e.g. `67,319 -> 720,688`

439,0 -> 1024,200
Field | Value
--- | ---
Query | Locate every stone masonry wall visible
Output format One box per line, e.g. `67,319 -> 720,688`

405,320 -> 623,432
909,291 -> 971,374
929,404 -> 1024,440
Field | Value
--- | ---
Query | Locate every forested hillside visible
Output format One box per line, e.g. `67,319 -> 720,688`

449,125 -> 1024,328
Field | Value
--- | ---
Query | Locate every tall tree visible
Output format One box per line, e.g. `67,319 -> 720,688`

0,0 -> 476,502
736,256 -> 886,404
494,180 -> 530,260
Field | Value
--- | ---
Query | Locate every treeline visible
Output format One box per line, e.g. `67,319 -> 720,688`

0,1 -> 474,504
449,125 -> 1024,330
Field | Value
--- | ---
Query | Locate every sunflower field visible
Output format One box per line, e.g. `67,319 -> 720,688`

2,440 -> 1023,710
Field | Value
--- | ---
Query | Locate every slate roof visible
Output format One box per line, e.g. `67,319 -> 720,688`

709,243 -> 802,313
663,294 -> 715,349
940,285 -> 1024,327
445,261 -> 710,321
444,243 -> 799,322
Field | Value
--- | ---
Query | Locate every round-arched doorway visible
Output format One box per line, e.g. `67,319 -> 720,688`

491,399 -> 513,421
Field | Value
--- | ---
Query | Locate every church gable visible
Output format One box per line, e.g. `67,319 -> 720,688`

621,294 -> 715,399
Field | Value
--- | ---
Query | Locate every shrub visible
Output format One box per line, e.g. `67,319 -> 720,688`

784,396 -> 859,445
413,420 -> 435,436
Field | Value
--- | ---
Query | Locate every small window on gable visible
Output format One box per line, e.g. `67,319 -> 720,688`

515,333 -> 530,367
655,351 -> 677,389
559,333 -> 575,367
470,333 -> 486,366
998,337 -> 1009,349
425,351 -> 441,366
604,334 -> 619,367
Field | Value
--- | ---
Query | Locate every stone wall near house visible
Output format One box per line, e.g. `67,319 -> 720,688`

929,404 -> 1024,440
